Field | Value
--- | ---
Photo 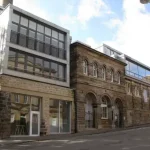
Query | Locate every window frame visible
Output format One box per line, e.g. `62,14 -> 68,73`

102,66 -> 106,80
93,63 -> 98,77
83,60 -> 88,75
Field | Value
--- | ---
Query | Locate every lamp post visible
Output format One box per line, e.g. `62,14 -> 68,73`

140,0 -> 150,4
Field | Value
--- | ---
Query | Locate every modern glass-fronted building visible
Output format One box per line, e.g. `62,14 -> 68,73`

0,3 -> 73,138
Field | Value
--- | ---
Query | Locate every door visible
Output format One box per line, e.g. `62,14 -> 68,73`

30,111 -> 40,136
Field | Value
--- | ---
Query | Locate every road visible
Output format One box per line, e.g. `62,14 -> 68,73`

1,127 -> 150,150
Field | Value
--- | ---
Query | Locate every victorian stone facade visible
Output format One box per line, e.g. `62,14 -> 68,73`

70,42 -> 127,132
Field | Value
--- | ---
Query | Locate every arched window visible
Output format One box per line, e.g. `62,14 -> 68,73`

83,60 -> 88,75
117,72 -> 121,84
110,69 -> 114,82
93,63 -> 98,77
101,97 -> 108,119
102,66 -> 106,80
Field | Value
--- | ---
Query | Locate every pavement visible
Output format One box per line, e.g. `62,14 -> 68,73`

1,126 -> 150,149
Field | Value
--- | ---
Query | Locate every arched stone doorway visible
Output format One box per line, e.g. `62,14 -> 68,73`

85,93 -> 97,128
114,99 -> 123,128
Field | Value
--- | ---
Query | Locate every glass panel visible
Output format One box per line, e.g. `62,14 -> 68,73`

146,70 -> 150,76
20,17 -> 28,27
29,30 -> 35,38
59,64 -> 65,81
130,62 -> 138,75
31,97 -> 40,111
32,113 -> 39,135
37,24 -> 44,33
45,27 -> 51,36
17,53 -> 25,71
8,50 -> 16,69
12,13 -> 20,23
28,30 -> 35,49
45,36 -> 50,44
43,60 -> 50,77
52,30 -> 58,39
52,38 -> 58,47
10,93 -> 30,135
51,62 -> 58,79
12,23 -> 18,32
60,101 -> 70,132
20,27 -> 27,35
59,33 -> 65,41
37,33 -> 43,41
27,56 -> 34,74
19,27 -> 27,47
51,46 -> 58,57
59,42 -> 64,49
49,100 -> 59,133
35,58 -> 43,75
138,66 -> 146,78
29,20 -> 36,30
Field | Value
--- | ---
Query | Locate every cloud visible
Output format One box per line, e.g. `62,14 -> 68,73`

13,0 -> 52,21
104,18 -> 122,29
105,0 -> 150,66
59,0 -> 112,29
85,37 -> 100,48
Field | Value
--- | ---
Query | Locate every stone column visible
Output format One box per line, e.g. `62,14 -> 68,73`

97,104 -> 102,129
41,97 -> 50,135
111,106 -> 115,129
0,91 -> 11,139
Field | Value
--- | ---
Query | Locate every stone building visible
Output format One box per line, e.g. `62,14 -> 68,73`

70,41 -> 127,132
0,2 -> 73,138
97,44 -> 150,127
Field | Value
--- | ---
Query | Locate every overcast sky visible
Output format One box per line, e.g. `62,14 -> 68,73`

13,0 -> 150,66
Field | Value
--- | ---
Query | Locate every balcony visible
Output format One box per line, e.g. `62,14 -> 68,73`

10,30 -> 66,60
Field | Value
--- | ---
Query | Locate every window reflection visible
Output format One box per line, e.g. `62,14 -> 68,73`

51,62 -> 58,79
8,51 -> 16,69
35,58 -> 43,76
27,56 -> 34,74
17,53 -> 25,71
20,17 -> 28,27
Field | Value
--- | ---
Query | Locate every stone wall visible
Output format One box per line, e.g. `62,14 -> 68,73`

0,91 -> 11,139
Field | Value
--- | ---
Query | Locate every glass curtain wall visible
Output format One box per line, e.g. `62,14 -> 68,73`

49,100 -> 71,133
126,60 -> 150,82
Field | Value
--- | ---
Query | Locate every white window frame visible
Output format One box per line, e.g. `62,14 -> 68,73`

110,70 -> 114,82
102,67 -> 106,80
83,60 -> 88,75
101,100 -> 108,119
93,63 -> 97,77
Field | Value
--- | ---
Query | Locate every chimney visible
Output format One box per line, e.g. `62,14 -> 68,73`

0,0 -> 13,9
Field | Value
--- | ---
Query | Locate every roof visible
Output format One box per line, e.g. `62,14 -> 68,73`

71,41 -> 126,66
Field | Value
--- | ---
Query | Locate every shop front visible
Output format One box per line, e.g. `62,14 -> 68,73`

10,93 -> 41,136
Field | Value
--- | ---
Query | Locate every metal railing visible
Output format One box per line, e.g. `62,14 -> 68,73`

10,30 -> 66,60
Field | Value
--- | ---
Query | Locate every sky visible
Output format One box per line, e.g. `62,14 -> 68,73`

13,0 -> 150,66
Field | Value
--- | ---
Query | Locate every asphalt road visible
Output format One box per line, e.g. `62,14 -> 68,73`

1,127 -> 150,150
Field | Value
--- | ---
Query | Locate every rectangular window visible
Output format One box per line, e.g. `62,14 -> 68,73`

31,97 -> 40,111
29,20 -> 36,30
17,53 -> 25,71
28,30 -> 35,49
11,24 -> 18,44
12,13 -> 20,23
8,50 -> 16,69
135,86 -> 140,97
19,27 -> 27,47
37,24 -> 44,33
35,58 -> 43,76
126,83 -> 131,95
51,38 -> 58,47
27,55 -> 34,74
101,106 -> 108,119
52,30 -> 58,39
43,60 -> 50,77
58,64 -> 65,81
20,17 -> 28,27
36,33 -> 44,52
51,62 -> 58,79
45,27 -> 51,36
143,89 -> 148,103
59,33 -> 65,41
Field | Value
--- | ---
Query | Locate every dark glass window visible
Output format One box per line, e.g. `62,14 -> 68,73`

59,33 -> 65,41
44,36 -> 51,55
20,17 -> 28,27
52,38 -> 58,47
37,32 -> 44,41
51,62 -> 58,79
35,58 -> 43,76
12,13 -> 20,23
37,24 -> 44,33
52,30 -> 58,39
29,20 -> 36,30
59,64 -> 65,81
19,27 -> 27,47
27,56 -> 34,74
12,23 -> 18,32
17,53 -> 25,71
28,30 -> 35,50
45,27 -> 51,36
36,33 -> 44,52
59,42 -> 64,49
138,66 -> 146,78
43,60 -> 50,77
8,50 -> 16,69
